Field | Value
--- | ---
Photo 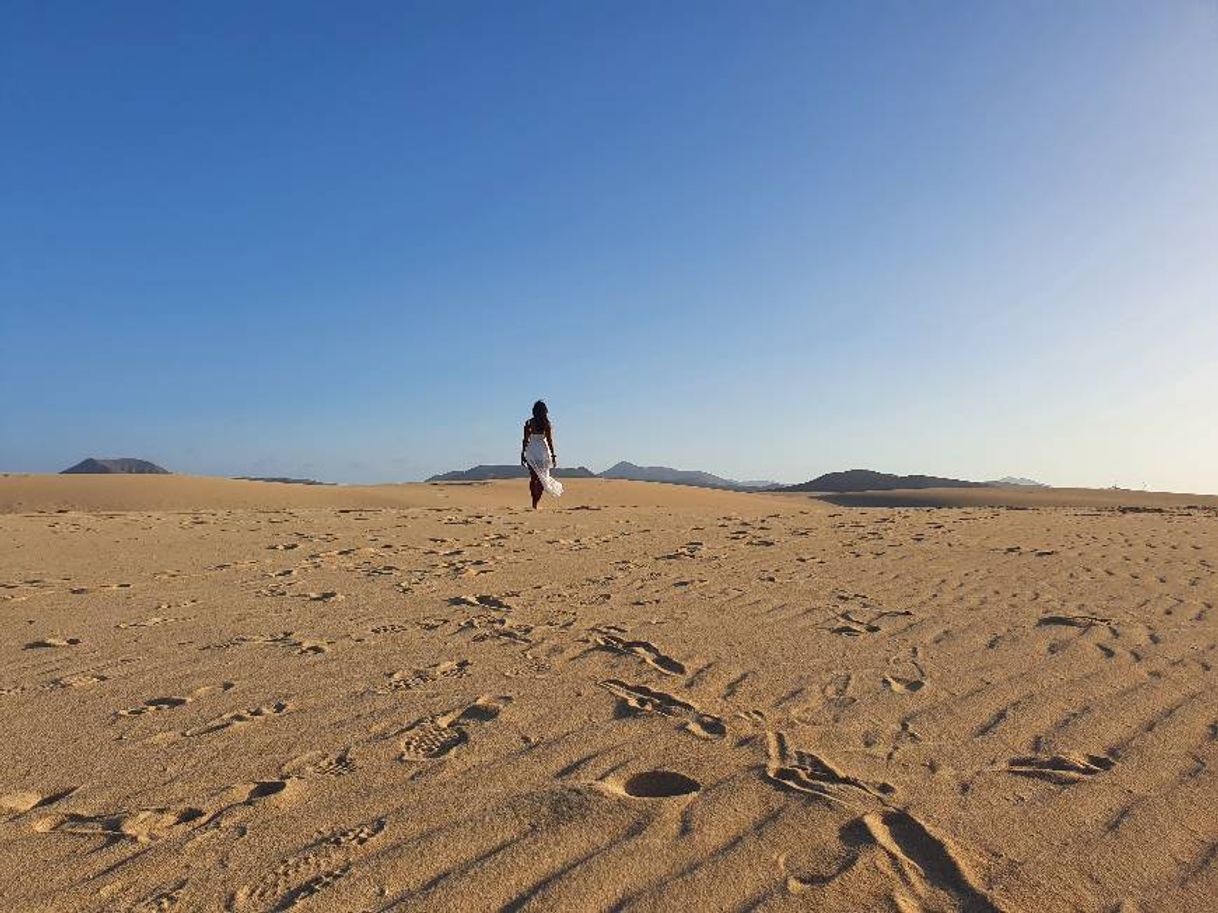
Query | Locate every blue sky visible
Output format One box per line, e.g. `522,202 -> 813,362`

3,1 -> 1216,491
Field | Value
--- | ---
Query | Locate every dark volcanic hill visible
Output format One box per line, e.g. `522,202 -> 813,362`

599,461 -> 746,490
61,458 -> 170,475
426,464 -> 597,482
778,469 -> 988,493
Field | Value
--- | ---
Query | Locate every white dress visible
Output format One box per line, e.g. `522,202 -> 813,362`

524,433 -> 563,498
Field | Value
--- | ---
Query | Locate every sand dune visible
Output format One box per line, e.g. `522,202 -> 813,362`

0,474 -> 770,514
0,475 -> 1215,911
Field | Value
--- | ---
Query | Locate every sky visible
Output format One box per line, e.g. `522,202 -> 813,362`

2,1 -> 1216,492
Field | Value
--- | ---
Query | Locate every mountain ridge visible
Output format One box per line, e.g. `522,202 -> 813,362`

62,458 -> 169,475
598,461 -> 771,490
426,463 -> 1044,493
777,469 -> 989,493
427,460 -> 780,490
426,464 -> 597,483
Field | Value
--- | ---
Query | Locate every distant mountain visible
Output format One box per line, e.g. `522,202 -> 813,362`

598,461 -> 738,489
987,476 -> 1049,488
425,461 -> 772,490
596,462 -> 781,491
778,469 -> 988,493
62,458 -> 169,475
426,464 -> 597,482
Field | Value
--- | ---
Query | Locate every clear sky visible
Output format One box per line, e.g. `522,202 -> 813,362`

3,1 -> 1216,491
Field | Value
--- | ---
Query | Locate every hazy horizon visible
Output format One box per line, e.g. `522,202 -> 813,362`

20,455 -> 1213,496
4,2 -> 1216,493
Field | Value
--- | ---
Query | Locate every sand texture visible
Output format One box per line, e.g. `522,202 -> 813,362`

1,475 -> 1216,912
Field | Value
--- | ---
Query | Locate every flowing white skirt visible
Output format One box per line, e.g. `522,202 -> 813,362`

524,434 -> 563,498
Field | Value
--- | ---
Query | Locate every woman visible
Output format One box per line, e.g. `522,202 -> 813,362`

521,400 -> 562,508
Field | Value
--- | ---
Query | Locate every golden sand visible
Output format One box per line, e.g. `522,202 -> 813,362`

1,475 -> 1215,911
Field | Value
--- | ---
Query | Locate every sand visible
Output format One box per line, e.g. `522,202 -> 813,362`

1,475 -> 1215,912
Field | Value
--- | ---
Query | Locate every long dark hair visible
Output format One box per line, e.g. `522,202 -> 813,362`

531,400 -> 550,432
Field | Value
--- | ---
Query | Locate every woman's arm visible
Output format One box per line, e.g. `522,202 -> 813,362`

521,421 -> 530,466
545,427 -> 556,466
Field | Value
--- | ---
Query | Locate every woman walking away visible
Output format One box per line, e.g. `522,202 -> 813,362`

521,400 -> 562,509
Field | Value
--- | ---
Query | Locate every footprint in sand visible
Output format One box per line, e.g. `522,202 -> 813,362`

657,542 -> 704,560
232,817 -> 384,911
399,695 -> 511,761
33,806 -> 206,844
232,779 -> 293,804
321,817 -> 386,848
363,564 -> 400,578
764,731 -> 894,806
185,701 -> 290,737
736,708 -> 769,730
671,578 -> 706,589
440,557 -> 496,578
117,696 -> 191,717
378,659 -> 472,693
598,679 -> 726,740
262,866 -> 352,911
131,880 -> 188,912
829,614 -> 878,636
457,613 -> 533,644
116,615 -> 188,630
68,583 -> 132,595
827,609 -> 913,637
822,673 -> 854,700
882,675 -> 926,694
172,778 -> 298,834
281,749 -> 356,779
606,770 -> 702,799
24,637 -> 81,649
49,673 -> 108,690
588,630 -> 686,675
1005,752 -> 1116,784
1,787 -> 76,817
826,810 -> 1003,913
368,622 -> 412,636
258,632 -> 329,655
449,594 -> 515,610
1036,613 -> 1112,630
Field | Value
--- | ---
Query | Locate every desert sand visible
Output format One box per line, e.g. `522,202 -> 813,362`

1,474 -> 1216,912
